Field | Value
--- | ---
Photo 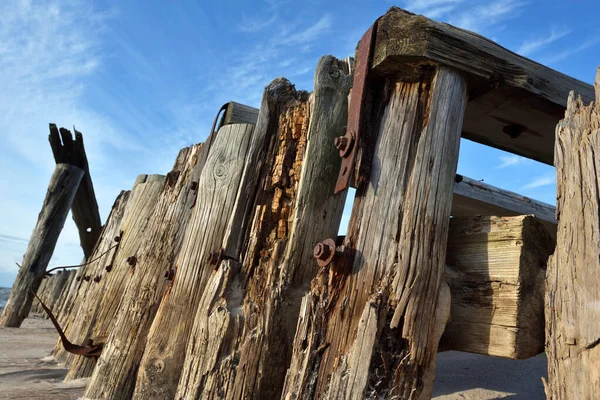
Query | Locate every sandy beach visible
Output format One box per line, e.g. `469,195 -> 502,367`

0,314 -> 547,400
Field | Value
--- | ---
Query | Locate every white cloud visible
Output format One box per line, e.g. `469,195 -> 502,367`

517,27 -> 571,56
542,37 -> 600,65
497,155 -> 533,168
239,15 -> 278,33
523,175 -> 555,189
450,0 -> 526,33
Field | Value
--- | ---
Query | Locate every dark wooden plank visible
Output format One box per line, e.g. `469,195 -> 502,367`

49,125 -> 102,259
371,7 -> 594,165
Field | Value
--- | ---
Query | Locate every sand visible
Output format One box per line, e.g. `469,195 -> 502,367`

0,315 -> 547,399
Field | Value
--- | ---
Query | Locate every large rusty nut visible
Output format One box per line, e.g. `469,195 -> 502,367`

334,131 -> 355,158
313,238 -> 337,267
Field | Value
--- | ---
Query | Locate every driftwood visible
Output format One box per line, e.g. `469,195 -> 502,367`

132,123 -> 256,399
544,71 -> 600,398
441,215 -> 555,359
83,144 -> 204,400
175,55 -> 351,400
0,164 -> 84,327
53,191 -> 131,364
283,66 -> 467,399
64,174 -> 166,380
49,125 -> 102,259
372,7 -> 594,165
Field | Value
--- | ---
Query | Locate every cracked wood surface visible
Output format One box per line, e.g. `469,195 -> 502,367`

283,66 -> 467,399
175,55 -> 350,400
83,144 -> 204,400
64,174 -> 166,380
132,123 -> 255,400
544,70 -> 600,399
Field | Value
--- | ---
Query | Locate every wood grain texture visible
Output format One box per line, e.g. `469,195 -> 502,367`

440,215 -> 555,359
224,101 -> 260,126
372,7 -> 594,165
0,164 -> 84,327
64,174 -> 166,380
52,190 -> 130,364
49,125 -> 102,259
175,55 -> 349,400
544,70 -> 600,399
283,66 -> 467,399
452,175 -> 557,237
83,144 -> 204,400
132,124 -> 255,400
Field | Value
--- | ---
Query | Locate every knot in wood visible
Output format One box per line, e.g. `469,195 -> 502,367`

127,256 -> 137,267
164,268 -> 175,281
93,275 -> 101,283
83,275 -> 91,282
105,264 -> 112,272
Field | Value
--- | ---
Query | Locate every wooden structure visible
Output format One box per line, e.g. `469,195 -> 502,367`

0,163 -> 83,327
544,73 -> 600,398
10,6 -> 599,400
49,125 -> 102,259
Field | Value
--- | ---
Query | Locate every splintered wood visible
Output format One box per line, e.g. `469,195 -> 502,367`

441,215 -> 555,360
283,67 -> 467,399
132,124 -> 255,400
544,70 -> 600,399
83,144 -> 203,400
175,55 -> 350,400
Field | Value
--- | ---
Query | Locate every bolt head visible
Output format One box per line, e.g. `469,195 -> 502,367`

313,238 -> 336,267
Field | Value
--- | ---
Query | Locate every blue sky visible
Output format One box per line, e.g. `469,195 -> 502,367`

0,0 -> 598,287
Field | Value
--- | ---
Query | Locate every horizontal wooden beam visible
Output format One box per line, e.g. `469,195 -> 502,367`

371,7 -> 594,165
452,175 -> 556,237
440,215 -> 555,359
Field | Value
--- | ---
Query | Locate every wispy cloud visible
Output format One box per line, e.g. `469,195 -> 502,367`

542,37 -> 600,64
239,15 -> 278,33
497,155 -> 533,168
523,175 -> 555,189
402,0 -> 525,34
450,0 -> 526,33
517,28 -> 571,56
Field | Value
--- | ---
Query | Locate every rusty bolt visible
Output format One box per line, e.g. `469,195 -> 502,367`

127,256 -> 137,267
164,268 -> 175,281
313,238 -> 337,267
93,275 -> 102,283
105,265 -> 113,272
83,275 -> 91,282
334,132 -> 355,158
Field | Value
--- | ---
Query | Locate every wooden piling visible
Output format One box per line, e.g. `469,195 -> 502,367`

544,70 -> 600,398
0,164 -> 84,327
282,66 -> 467,399
49,125 -> 102,259
132,124 -> 255,399
83,144 -> 204,400
175,55 -> 351,400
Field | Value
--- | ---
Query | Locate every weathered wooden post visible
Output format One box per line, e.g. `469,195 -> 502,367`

49,124 -> 102,259
544,70 -> 600,398
174,55 -> 351,400
64,174 -> 166,380
53,190 -> 131,364
0,163 -> 83,327
82,144 -> 204,399
132,123 -> 256,399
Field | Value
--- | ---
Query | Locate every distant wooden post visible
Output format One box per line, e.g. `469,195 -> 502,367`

0,164 -> 83,327
544,70 -> 600,398
49,124 -> 102,259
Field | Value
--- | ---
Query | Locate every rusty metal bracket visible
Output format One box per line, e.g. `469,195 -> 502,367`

334,20 -> 379,194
